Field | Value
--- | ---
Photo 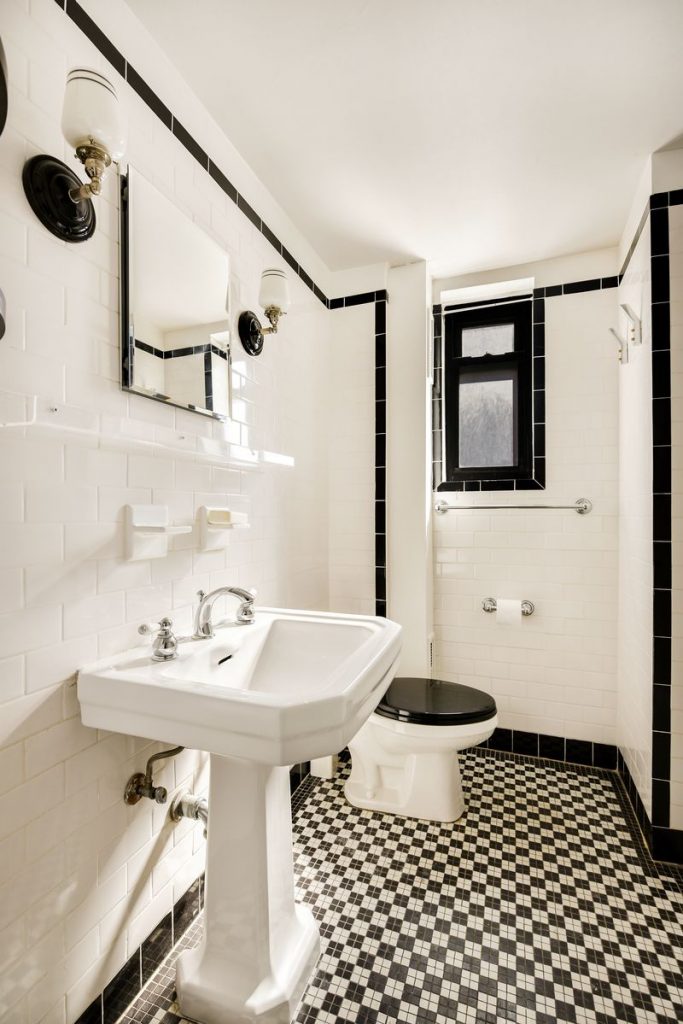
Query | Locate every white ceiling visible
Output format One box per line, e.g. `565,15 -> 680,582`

127,0 -> 683,277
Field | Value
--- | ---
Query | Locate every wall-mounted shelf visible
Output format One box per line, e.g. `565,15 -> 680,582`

0,392 -> 293,473
197,506 -> 250,550
125,505 -> 192,561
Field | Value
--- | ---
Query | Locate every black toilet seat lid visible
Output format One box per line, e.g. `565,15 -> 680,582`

375,677 -> 497,726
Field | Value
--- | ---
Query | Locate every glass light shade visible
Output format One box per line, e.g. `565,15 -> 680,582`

61,68 -> 127,161
258,268 -> 290,312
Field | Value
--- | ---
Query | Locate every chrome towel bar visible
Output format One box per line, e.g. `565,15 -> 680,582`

434,497 -> 592,515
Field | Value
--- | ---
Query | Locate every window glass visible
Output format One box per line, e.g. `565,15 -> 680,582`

458,368 -> 516,468
461,322 -> 514,357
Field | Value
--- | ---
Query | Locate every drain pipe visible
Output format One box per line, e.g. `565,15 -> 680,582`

124,745 -> 185,805
170,792 -> 209,838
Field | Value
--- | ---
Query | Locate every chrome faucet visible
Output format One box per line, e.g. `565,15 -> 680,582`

193,586 -> 256,638
138,617 -> 179,661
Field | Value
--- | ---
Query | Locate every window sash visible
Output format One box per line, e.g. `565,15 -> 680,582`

442,300 -> 532,482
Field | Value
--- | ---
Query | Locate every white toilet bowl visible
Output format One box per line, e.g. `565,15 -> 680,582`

345,677 -> 497,822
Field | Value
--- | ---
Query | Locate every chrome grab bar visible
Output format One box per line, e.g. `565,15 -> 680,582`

434,497 -> 592,515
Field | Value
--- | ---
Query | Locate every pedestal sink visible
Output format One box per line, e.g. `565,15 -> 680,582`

78,608 -> 401,1024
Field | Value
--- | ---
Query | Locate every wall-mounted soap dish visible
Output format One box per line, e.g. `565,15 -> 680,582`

125,505 -> 192,561
197,506 -> 249,550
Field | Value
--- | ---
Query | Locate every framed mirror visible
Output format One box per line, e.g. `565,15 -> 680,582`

120,166 -> 232,420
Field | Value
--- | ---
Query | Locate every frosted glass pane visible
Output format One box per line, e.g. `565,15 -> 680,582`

459,370 -> 516,468
462,323 -> 514,357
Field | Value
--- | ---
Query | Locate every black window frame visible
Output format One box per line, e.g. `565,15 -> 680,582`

442,298 -> 533,484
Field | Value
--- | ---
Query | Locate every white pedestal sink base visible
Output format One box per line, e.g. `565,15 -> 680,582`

176,756 -> 320,1024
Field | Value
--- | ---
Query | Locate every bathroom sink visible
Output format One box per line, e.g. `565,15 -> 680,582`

78,607 -> 401,1024
78,608 -> 401,764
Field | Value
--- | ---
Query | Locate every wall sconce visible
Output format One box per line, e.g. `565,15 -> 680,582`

0,36 -> 8,138
0,288 -> 6,341
22,68 -> 126,243
238,269 -> 290,356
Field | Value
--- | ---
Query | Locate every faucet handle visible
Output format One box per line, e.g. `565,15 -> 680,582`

138,617 -> 173,635
138,618 -> 178,661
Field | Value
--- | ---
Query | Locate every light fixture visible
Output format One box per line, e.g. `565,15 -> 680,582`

0,35 -> 8,138
22,68 -> 127,243
238,269 -> 291,356
0,287 -> 6,341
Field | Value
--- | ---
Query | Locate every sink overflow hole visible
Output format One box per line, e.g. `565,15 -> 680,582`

218,653 -> 233,666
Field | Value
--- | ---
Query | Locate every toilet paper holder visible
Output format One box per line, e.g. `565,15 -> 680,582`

482,597 -> 535,617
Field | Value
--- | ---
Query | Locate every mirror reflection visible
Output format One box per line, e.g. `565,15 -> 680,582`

121,166 -> 232,420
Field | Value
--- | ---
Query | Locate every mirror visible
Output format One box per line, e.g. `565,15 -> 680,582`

121,166 -> 232,420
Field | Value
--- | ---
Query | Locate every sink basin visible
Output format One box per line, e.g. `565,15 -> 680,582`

77,607 -> 401,1024
78,607 -> 401,765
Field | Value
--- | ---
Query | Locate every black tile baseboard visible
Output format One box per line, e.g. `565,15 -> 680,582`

75,765 -> 312,1024
484,728 -> 617,771
76,875 -> 202,1024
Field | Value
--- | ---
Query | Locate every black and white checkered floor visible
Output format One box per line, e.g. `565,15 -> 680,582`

118,750 -> 683,1024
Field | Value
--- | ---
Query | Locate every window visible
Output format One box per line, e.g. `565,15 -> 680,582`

441,299 -> 533,484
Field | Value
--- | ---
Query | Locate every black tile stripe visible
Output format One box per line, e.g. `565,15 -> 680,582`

134,339 -> 227,361
650,196 -> 673,836
57,1 -> 329,307
485,728 -> 618,772
207,160 -> 237,204
532,276 -> 620,298
237,193 -> 261,231
172,118 -> 208,169
65,0 -> 125,76
125,64 -> 171,129
434,295 -> 545,491
375,297 -> 387,616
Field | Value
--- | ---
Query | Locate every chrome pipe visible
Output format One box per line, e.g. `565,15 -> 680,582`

434,497 -> 592,515
170,792 -> 209,838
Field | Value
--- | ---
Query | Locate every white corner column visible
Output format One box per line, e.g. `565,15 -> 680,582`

386,262 -> 433,676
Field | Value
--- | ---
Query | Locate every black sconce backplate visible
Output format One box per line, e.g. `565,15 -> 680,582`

0,37 -> 7,138
22,154 -> 96,243
238,310 -> 265,357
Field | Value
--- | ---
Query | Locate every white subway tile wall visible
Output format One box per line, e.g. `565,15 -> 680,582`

670,201 -> 683,830
433,288 -> 620,743
617,226 -> 654,820
328,303 -> 376,616
0,1 -> 330,1021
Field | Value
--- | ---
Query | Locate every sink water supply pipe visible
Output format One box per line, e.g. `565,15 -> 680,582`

123,745 -> 209,839
170,792 -> 209,838
124,745 -> 185,805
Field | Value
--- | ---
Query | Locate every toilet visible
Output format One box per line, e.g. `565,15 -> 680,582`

345,676 -> 497,822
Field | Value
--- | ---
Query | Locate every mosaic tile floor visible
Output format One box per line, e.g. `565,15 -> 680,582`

117,750 -> 683,1024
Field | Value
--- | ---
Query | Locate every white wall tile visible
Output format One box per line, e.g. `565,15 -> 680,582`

432,287 -> 620,742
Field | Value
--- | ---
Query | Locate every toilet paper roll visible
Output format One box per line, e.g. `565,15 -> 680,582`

496,599 -> 522,626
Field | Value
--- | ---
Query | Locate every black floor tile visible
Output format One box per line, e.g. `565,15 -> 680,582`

114,751 -> 683,1024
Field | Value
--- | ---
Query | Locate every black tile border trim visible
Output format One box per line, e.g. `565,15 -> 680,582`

433,275 -> 619,491
481,727 -> 617,770
74,765 -> 311,1024
432,292 -> 546,493
134,339 -> 228,362
327,291 -> 389,615
374,294 -> 387,616
649,193 -> 673,842
55,0 -> 333,308
74,875 -> 203,1024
